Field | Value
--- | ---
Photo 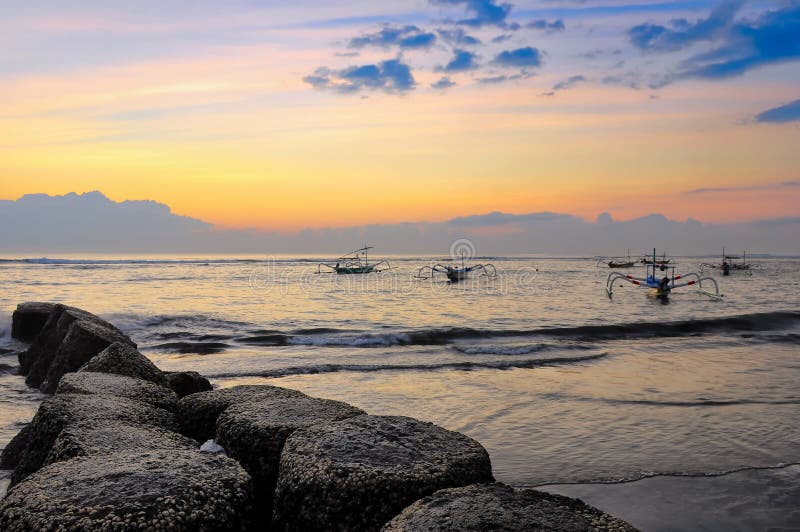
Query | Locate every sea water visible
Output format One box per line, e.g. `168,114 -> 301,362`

1,255 -> 798,530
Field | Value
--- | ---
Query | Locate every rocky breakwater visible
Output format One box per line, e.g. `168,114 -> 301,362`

1,302 -> 638,531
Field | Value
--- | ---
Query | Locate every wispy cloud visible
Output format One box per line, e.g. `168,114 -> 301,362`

437,49 -> 480,72
491,47 -> 542,68
304,59 -> 416,94
754,99 -> 800,124
552,74 -> 586,91
431,76 -> 457,89
526,18 -> 565,32
348,25 -> 437,50
686,181 -> 800,194
431,0 -> 515,28
628,0 -> 800,86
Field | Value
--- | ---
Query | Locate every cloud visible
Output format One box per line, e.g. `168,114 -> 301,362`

431,76 -> 457,89
526,19 -> 565,32
629,1 -> 800,85
348,25 -> 437,50
437,28 -> 482,46
491,47 -> 542,68
431,0 -> 514,28
491,34 -> 513,44
686,181 -> 800,194
583,48 -> 622,60
2,192 -> 798,254
552,74 -> 587,91
628,0 -> 743,52
436,49 -> 480,72
304,59 -> 416,94
754,99 -> 800,124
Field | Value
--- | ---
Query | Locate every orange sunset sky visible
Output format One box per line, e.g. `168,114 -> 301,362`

1,0 -> 799,231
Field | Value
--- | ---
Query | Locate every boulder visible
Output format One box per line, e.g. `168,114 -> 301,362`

177,384 -> 306,441
24,305 -> 134,389
56,372 -> 179,412
79,342 -> 168,386
44,421 -> 198,466
10,393 -> 176,485
0,424 -> 31,469
382,483 -> 639,532
273,415 -> 494,531
0,450 -> 254,531
216,396 -> 364,512
40,319 -> 133,394
11,302 -> 57,342
166,371 -> 213,398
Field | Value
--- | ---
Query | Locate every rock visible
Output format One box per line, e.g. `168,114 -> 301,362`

24,305 -> 134,390
79,341 -> 168,386
0,449 -> 254,531
40,318 -> 133,394
177,384 -> 306,441
11,302 -> 57,342
216,396 -> 364,515
273,415 -> 494,531
44,421 -> 198,466
10,393 -> 176,485
382,483 -> 639,532
166,371 -> 213,398
0,425 -> 31,469
56,372 -> 179,412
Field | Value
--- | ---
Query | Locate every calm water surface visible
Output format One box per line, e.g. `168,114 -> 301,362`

1,255 -> 798,530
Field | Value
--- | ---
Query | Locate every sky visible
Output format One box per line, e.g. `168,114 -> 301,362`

1,0 -> 799,235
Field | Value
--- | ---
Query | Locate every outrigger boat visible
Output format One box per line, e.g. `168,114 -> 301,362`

606,249 -> 722,300
700,248 -> 752,275
415,253 -> 496,283
597,249 -> 635,268
317,246 -> 391,274
639,250 -> 671,265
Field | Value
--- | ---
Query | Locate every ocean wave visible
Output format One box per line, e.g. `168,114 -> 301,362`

539,393 -> 800,408
454,343 -> 591,356
207,352 -> 608,379
122,310 -> 800,350
529,462 -> 800,488
149,341 -> 231,355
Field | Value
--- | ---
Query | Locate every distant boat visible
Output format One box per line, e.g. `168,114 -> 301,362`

639,250 -> 671,265
415,253 -> 497,283
317,246 -> 391,274
700,248 -> 752,274
606,249 -> 635,268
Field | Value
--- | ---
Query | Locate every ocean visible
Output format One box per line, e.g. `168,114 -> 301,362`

1,255 -> 799,531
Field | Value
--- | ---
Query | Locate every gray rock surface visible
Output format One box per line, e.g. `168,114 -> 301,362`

79,341 -> 168,386
44,421 -> 198,466
273,415 -> 494,531
40,318 -> 133,394
0,425 -> 32,469
23,305 -> 134,390
177,384 -> 306,441
0,449 -> 254,531
217,396 -> 365,511
382,483 -> 639,532
10,393 -> 176,485
166,370 -> 213,398
11,302 -> 57,342
56,371 -> 179,412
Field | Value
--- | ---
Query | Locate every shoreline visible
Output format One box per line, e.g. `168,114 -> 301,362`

0,302 -> 638,531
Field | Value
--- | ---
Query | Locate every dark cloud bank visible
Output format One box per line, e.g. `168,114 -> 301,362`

1,192 -> 797,255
